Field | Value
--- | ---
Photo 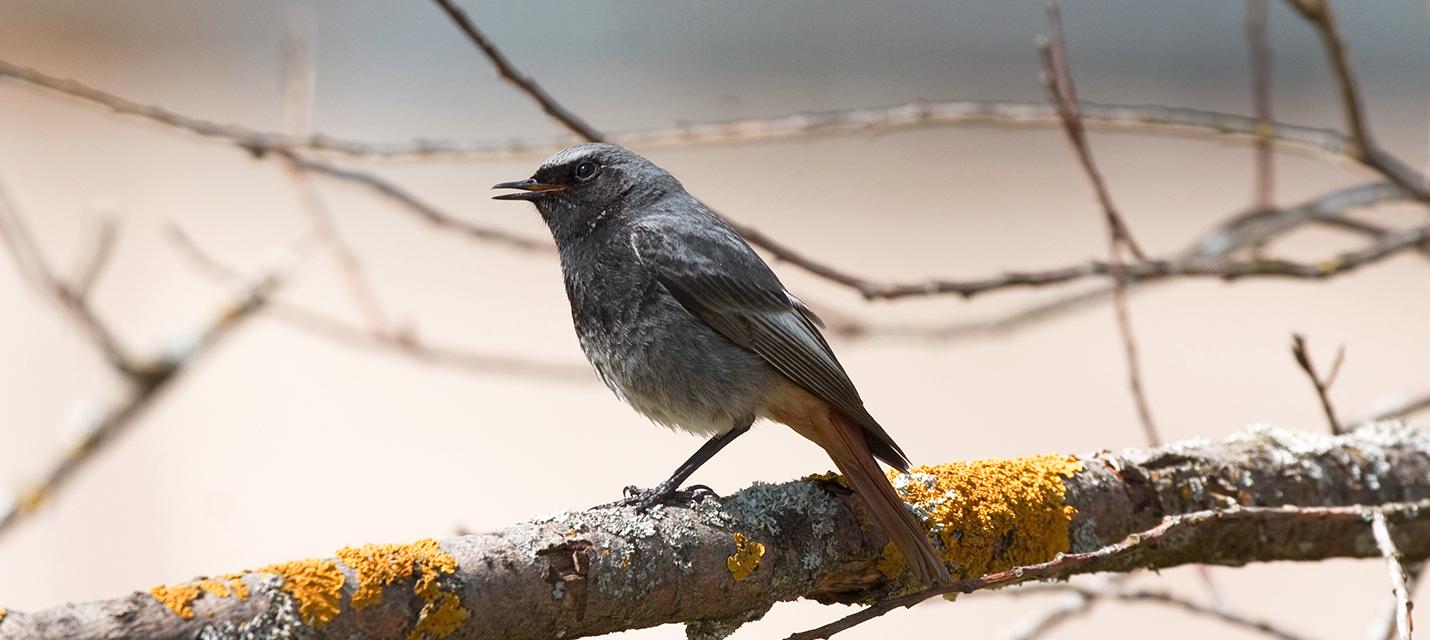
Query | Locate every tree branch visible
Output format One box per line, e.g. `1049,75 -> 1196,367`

1371,512 -> 1416,640
0,57 -> 1377,165
2,57 -> 1426,308
1039,1 -> 1161,446
3,423 -> 1427,639
430,0 -> 605,142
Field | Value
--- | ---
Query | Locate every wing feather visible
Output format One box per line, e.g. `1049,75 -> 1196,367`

631,221 -> 910,469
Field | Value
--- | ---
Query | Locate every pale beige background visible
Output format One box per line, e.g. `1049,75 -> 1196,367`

2,2 -> 1429,638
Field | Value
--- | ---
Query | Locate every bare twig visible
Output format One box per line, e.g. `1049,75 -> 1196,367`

0,180 -> 137,374
0,173 -> 288,539
279,26 -> 392,337
0,276 -> 278,539
788,500 -> 1430,640
67,216 -> 118,301
998,590 -> 1096,640
1246,0 -> 1275,208
1039,1 -> 1161,445
0,58 -> 1375,164
1283,0 -> 1430,202
1371,512 -> 1416,640
1374,563 -> 1425,640
430,0 -> 604,142
165,225 -> 590,382
3,57 -> 1427,306
1291,333 -> 1344,434
1010,584 -> 1315,640
1363,394 -> 1430,425
292,157 -> 552,252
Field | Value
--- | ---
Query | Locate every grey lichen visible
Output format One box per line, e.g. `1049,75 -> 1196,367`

196,575 -> 307,640
683,602 -> 773,640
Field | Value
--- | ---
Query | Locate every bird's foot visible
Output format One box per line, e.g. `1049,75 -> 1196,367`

613,482 -> 719,512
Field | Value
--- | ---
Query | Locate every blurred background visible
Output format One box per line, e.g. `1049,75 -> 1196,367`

2,1 -> 1428,638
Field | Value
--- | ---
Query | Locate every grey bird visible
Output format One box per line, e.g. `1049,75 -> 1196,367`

493,143 -> 949,585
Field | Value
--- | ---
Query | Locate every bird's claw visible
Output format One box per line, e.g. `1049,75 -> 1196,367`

612,482 -> 718,512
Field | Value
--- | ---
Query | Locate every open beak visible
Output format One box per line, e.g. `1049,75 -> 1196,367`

492,178 -> 565,201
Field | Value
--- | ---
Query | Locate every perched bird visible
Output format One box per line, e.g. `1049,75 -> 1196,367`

494,143 -> 949,585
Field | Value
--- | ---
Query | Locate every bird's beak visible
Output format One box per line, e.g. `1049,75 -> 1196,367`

492,178 -> 565,201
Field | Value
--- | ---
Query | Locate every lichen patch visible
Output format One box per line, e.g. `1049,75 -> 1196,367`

889,454 -> 1083,579
335,538 -> 467,640
258,558 -> 345,628
151,582 -> 203,619
726,533 -> 765,582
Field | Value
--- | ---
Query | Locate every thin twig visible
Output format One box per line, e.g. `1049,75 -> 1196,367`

1291,333 -> 1344,434
1010,584 -> 1316,640
1374,563 -> 1425,640
293,157 -> 551,252
1371,512 -> 1416,640
999,590 -> 1096,640
1283,0 -> 1430,202
0,58 -> 1374,164
430,0 -> 604,142
786,501 -> 1430,640
279,26 -> 391,336
165,225 -> 590,381
1039,1 -> 1161,445
1362,394 -> 1430,425
0,180 -> 137,374
3,57 -> 1427,306
1247,0 -> 1275,208
68,216 -> 118,301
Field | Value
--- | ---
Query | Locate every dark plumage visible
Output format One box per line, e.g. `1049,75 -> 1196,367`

494,143 -> 948,585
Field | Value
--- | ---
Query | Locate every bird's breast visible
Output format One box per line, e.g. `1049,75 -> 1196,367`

565,266 -> 777,436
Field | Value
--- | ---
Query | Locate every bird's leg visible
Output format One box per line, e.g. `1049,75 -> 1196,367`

618,422 -> 751,510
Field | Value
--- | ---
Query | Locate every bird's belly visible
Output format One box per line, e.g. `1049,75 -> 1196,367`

579,302 -> 776,437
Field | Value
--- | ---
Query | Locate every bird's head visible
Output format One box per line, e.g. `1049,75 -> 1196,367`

493,143 -> 677,239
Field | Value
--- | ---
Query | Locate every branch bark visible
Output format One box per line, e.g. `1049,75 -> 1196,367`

3,423 -> 1426,640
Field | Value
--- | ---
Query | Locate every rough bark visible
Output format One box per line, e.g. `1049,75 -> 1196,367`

2,422 -> 1427,640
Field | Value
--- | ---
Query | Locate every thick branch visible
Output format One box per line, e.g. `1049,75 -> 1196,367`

4,423 -> 1427,640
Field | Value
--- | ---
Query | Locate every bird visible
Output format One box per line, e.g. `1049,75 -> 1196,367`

493,143 -> 949,585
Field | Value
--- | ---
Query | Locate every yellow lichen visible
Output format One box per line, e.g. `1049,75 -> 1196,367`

334,538 -> 467,640
151,582 -> 203,619
222,574 -> 250,600
409,590 -> 467,640
149,572 -> 253,619
196,579 -> 231,599
888,454 -> 1083,579
259,558 -> 346,628
726,533 -> 765,582
1,607 -> 8,623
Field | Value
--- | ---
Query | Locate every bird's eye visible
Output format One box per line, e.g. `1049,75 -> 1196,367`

574,160 -> 599,182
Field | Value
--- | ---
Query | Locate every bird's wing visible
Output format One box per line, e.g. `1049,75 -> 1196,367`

630,220 -> 910,469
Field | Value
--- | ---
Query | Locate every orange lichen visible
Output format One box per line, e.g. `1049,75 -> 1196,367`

0,607 -> 8,623
259,558 -> 346,628
196,579 -> 231,599
334,538 -> 467,640
149,572 -> 253,619
222,574 -> 250,600
889,454 -> 1083,579
409,590 -> 467,640
725,533 -> 765,582
151,582 -> 203,619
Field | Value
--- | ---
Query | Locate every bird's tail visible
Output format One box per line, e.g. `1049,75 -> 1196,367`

822,409 -> 950,585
